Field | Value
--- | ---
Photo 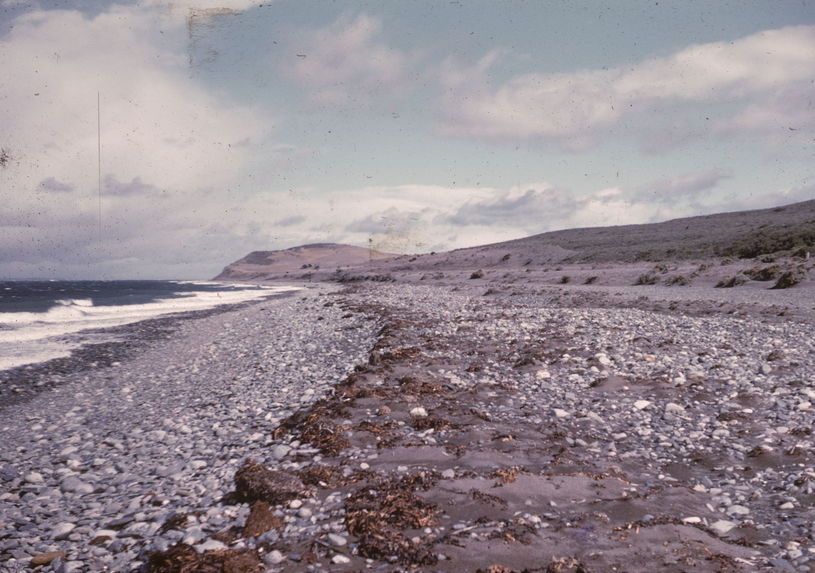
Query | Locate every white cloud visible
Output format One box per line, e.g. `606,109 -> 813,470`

632,169 -> 729,204
0,4 -> 273,277
284,13 -> 410,107
440,26 -> 815,147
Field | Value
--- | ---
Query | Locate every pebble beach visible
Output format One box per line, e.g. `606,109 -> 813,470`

1,279 -> 814,572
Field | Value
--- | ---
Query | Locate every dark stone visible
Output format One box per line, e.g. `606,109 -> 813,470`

243,501 -> 283,537
233,459 -> 305,505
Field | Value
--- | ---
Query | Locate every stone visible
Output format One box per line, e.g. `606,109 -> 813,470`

196,539 -> 227,553
60,476 -> 94,494
442,469 -> 455,479
271,445 -> 291,459
25,471 -> 44,484
243,501 -> 283,537
52,522 -> 76,539
332,554 -> 351,564
553,408 -> 570,418
263,550 -> 285,565
710,520 -> 738,535
30,551 -> 66,567
328,533 -> 347,546
233,459 -> 305,505
410,407 -> 428,418
633,400 -> 651,410
726,504 -> 750,516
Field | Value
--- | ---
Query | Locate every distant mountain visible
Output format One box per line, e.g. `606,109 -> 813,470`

213,243 -> 397,281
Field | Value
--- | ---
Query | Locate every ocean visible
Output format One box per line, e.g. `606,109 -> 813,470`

0,280 -> 297,372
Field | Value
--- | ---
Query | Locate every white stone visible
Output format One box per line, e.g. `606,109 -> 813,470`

298,507 -> 312,518
441,469 -> 455,479
634,400 -> 651,410
665,402 -> 685,414
264,550 -> 285,565
272,445 -> 291,459
327,533 -> 347,546
196,539 -> 227,553
682,516 -> 702,524
332,554 -> 351,564
52,522 -> 76,539
289,499 -> 303,509
536,370 -> 551,379
711,520 -> 738,535
726,504 -> 750,516
553,408 -> 570,418
25,472 -> 44,484
189,460 -> 207,470
410,407 -> 428,418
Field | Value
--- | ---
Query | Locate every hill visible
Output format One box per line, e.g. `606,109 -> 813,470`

213,243 -> 397,281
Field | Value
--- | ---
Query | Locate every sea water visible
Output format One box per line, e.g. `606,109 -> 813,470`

0,280 -> 297,371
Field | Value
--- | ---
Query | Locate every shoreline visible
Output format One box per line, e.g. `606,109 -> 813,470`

0,286 -> 304,410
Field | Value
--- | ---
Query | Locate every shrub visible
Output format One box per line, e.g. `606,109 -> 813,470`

665,275 -> 690,286
559,276 -> 571,284
715,274 -> 747,288
744,265 -> 781,281
635,273 -> 659,285
584,276 -> 598,285
771,266 -> 807,289
469,270 -> 484,279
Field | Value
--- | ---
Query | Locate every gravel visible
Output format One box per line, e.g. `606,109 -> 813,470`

0,285 -> 378,572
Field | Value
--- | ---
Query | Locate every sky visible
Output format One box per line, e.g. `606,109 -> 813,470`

0,0 -> 813,279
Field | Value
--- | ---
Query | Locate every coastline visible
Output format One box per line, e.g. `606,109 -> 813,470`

1,279 -> 814,571
0,286 -> 303,410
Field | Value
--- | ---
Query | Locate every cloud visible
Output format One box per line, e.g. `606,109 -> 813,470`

103,175 -> 162,197
448,184 -> 579,226
632,169 -> 729,204
284,13 -> 410,107
440,26 -> 815,147
0,3 -> 274,278
275,215 -> 306,227
38,177 -> 74,193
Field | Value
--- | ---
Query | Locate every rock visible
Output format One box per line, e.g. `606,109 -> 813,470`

410,407 -> 428,418
52,522 -> 76,539
710,520 -> 738,535
441,469 -> 455,479
327,533 -> 347,547
243,501 -> 283,537
30,551 -> 66,566
665,402 -> 685,414
25,471 -> 44,484
726,504 -> 750,516
196,539 -> 227,553
553,408 -> 570,418
60,476 -> 94,494
633,400 -> 651,410
233,459 -> 305,505
271,445 -> 291,459
263,550 -> 285,565
332,554 -> 351,564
